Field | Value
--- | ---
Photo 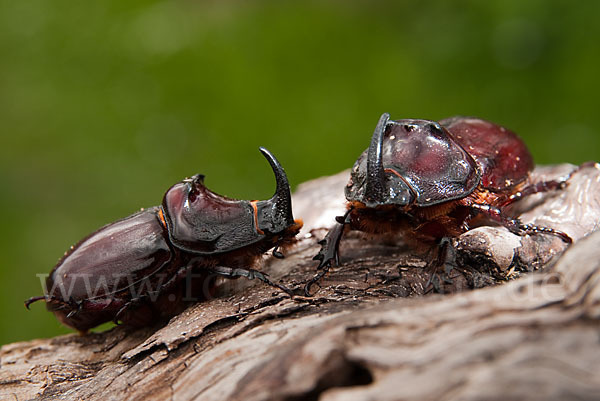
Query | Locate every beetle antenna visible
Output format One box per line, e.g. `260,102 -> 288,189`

365,113 -> 390,204
259,147 -> 294,225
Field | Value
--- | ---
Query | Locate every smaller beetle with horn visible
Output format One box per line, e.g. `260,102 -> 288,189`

306,113 -> 572,294
26,147 -> 302,333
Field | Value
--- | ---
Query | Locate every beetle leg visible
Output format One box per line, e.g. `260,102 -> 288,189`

272,244 -> 285,259
115,264 -> 198,325
66,304 -> 80,319
500,164 -> 592,208
470,203 -> 572,243
155,264 -> 194,294
314,209 -> 352,269
509,220 -> 572,243
113,304 -> 129,324
425,237 -> 457,294
114,300 -> 138,325
208,265 -> 293,297
24,294 -> 74,309
24,295 -> 47,309
304,209 -> 352,296
501,179 -> 568,208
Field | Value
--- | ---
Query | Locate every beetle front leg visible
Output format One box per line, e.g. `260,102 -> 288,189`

470,203 -> 572,243
208,265 -> 293,297
304,209 -> 352,296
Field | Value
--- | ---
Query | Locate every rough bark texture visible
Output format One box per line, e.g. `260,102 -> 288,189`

1,163 -> 599,401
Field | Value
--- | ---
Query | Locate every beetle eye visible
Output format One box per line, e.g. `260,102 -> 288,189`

185,182 -> 199,202
188,188 -> 198,202
427,123 -> 445,135
403,124 -> 414,132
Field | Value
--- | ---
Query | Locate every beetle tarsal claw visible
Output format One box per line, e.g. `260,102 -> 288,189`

304,267 -> 329,296
24,295 -> 47,309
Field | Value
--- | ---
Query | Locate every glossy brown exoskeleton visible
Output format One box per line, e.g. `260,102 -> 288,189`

306,113 -> 572,294
26,148 -> 303,332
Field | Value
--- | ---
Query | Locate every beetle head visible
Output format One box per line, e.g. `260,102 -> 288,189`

162,147 -> 300,254
346,113 -> 480,208
346,113 -> 415,208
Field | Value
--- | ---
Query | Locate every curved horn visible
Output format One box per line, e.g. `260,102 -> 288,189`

259,147 -> 293,225
365,113 -> 390,203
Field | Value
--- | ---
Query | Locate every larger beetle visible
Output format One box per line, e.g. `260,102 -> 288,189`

306,113 -> 572,294
26,147 -> 302,332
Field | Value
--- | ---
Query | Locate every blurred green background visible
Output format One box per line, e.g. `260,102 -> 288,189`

1,0 -> 598,345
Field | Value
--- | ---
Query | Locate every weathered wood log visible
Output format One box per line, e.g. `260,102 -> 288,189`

1,164 -> 599,401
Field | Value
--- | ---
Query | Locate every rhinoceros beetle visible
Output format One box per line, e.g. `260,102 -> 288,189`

26,147 -> 303,332
306,113 -> 572,294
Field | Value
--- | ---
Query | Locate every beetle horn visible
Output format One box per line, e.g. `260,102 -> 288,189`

258,147 -> 294,228
365,113 -> 390,203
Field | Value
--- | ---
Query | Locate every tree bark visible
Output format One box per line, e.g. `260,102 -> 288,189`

1,164 -> 599,401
